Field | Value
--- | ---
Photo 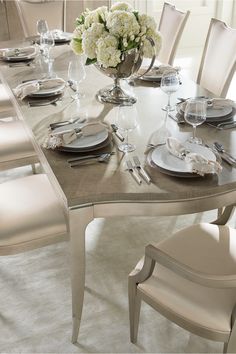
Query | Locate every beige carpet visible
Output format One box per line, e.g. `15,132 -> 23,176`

0,166 -> 229,353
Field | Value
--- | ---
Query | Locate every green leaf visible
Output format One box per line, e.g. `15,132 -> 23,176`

133,11 -> 139,21
73,38 -> 82,44
126,40 -> 137,51
76,14 -> 85,26
85,57 -> 97,66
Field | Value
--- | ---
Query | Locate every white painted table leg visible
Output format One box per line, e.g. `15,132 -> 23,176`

69,206 -> 94,344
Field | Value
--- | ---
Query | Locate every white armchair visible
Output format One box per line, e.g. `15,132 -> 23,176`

129,206 -> 236,353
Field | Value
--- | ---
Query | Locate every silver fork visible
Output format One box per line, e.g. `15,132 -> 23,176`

69,153 -> 112,167
213,142 -> 236,164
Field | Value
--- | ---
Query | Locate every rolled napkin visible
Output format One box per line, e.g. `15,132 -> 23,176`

13,78 -> 66,100
42,123 -> 105,149
166,137 -> 222,176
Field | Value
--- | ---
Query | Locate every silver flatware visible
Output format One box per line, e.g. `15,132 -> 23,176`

67,152 -> 115,164
69,153 -> 112,167
168,113 -> 185,124
126,160 -> 142,185
213,142 -> 236,165
28,97 -> 60,107
111,124 -> 124,141
133,156 -> 151,184
50,118 -> 82,130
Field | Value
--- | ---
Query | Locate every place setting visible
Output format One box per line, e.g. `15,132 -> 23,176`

170,97 -> 236,129
0,45 -> 38,67
13,77 -> 66,107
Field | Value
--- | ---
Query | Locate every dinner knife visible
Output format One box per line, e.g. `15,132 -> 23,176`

126,160 -> 142,185
111,124 -> 125,141
133,156 -> 151,184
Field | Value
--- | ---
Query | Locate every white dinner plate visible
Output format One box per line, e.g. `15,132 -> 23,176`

53,122 -> 109,150
177,100 -> 233,121
51,30 -> 72,43
29,79 -> 66,98
2,46 -> 37,62
151,142 -> 216,177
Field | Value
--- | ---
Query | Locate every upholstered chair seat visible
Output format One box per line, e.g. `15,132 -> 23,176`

129,218 -> 236,353
0,174 -> 68,255
0,120 -> 37,170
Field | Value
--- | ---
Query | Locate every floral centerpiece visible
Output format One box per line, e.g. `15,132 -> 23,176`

71,2 -> 162,104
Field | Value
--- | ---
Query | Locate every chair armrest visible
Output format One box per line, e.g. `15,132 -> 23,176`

212,204 -> 236,225
145,244 -> 236,288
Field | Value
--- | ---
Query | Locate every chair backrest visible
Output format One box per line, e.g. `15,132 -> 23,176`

15,0 -> 65,37
197,18 -> 236,98
158,2 -> 190,66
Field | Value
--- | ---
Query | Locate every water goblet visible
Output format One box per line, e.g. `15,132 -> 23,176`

36,19 -> 49,52
116,104 -> 138,153
160,70 -> 179,111
184,98 -> 207,144
67,58 -> 86,100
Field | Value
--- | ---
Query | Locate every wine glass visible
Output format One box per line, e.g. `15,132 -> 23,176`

68,58 -> 86,100
41,31 -> 55,60
116,104 -> 138,153
160,70 -> 179,111
36,19 -> 49,52
184,98 -> 207,144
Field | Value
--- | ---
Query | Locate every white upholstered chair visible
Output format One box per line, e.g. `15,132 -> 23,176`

129,206 -> 236,353
157,2 -> 190,66
0,120 -> 37,171
0,174 -> 68,255
197,18 -> 236,98
15,0 -> 66,37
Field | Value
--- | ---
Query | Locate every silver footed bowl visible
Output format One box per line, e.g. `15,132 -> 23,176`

95,38 -> 156,105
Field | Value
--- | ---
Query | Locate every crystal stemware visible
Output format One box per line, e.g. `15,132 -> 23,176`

67,57 -> 86,100
36,19 -> 49,52
160,70 -> 179,112
184,98 -> 207,144
116,104 -> 138,153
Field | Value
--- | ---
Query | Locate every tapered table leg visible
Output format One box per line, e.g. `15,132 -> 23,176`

69,206 -> 94,343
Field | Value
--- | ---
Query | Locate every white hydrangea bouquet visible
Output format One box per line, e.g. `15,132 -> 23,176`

71,1 -> 162,68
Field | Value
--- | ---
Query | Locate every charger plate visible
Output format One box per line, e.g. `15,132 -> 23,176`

151,143 -> 216,177
2,46 -> 36,62
53,122 -> 109,152
28,79 -> 66,98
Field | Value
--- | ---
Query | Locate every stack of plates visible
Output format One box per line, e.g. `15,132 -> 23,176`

150,142 -> 217,177
1,46 -> 37,62
139,65 -> 179,82
50,30 -> 72,44
27,78 -> 66,98
53,122 -> 111,153
176,99 -> 235,124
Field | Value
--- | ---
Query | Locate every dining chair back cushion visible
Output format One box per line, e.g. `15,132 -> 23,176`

15,0 -> 65,37
130,223 -> 236,347
197,18 -> 236,98
0,174 -> 68,255
158,2 -> 190,65
0,121 -> 35,164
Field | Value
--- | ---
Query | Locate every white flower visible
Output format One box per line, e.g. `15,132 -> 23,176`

106,11 -> 140,38
138,14 -> 157,33
142,30 -> 162,58
96,34 -> 121,68
82,23 -> 106,59
84,6 -> 108,28
110,2 -> 133,12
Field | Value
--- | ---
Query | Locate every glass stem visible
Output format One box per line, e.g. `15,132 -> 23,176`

193,125 -> 197,140
126,130 -> 129,146
167,93 -> 171,108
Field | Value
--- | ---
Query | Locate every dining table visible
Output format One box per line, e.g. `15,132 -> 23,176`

1,39 -> 236,344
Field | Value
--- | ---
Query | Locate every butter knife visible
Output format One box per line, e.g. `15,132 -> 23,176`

126,160 -> 142,185
133,156 -> 151,184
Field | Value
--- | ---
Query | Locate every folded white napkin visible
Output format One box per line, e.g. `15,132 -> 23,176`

166,137 -> 222,176
42,123 -> 105,149
13,78 -> 65,100
1,46 -> 37,59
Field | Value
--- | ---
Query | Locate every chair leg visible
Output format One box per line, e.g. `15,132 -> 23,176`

128,277 -> 141,343
223,342 -> 228,353
31,163 -> 36,174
